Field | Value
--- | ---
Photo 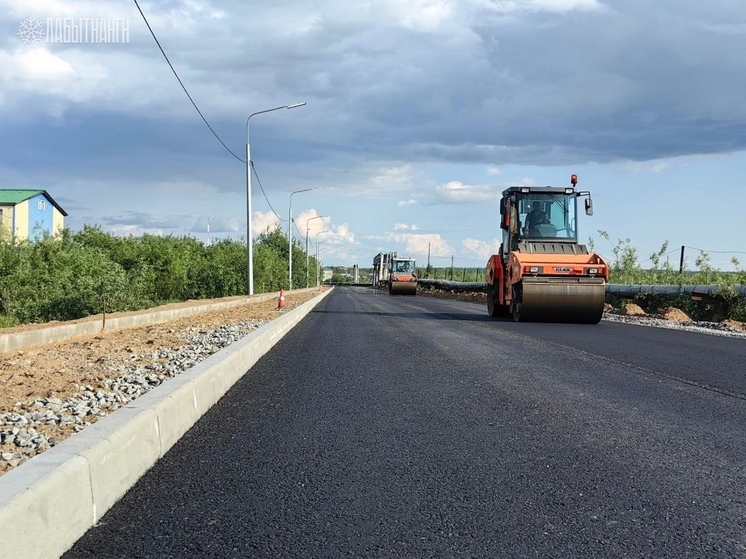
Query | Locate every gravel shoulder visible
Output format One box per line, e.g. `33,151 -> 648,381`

0,290 -> 323,474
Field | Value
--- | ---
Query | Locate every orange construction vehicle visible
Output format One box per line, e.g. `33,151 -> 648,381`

388,255 -> 417,295
372,252 -> 418,295
485,175 -> 609,323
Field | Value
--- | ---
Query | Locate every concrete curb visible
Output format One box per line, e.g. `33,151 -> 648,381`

0,288 -> 320,353
0,287 -> 332,559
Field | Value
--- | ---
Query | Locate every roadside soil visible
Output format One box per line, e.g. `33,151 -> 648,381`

0,290 -> 323,474
0,291 -> 322,411
418,290 -> 487,305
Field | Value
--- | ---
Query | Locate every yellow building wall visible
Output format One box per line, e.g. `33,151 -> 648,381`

53,207 -> 65,237
14,201 -> 29,242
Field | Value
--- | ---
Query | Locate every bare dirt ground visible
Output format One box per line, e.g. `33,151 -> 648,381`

0,291 -> 321,411
418,290 -> 488,305
0,290 -> 323,474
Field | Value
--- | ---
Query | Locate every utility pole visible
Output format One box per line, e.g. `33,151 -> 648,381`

679,245 -> 685,274
451,255 -> 454,281
427,243 -> 431,278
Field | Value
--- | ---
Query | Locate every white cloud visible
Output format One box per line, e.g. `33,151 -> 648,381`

462,237 -> 501,261
486,166 -> 502,176
370,165 -> 419,191
525,0 -> 601,12
296,210 -> 351,246
434,181 -> 496,204
462,0 -> 601,18
107,224 -> 166,237
394,0 -> 454,31
332,222 -> 355,243
366,231 -> 452,258
394,223 -> 420,231
253,211 -> 281,236
2,0 -> 131,19
304,221 -> 358,265
11,48 -> 74,80
401,232 -> 451,257
324,164 -> 430,200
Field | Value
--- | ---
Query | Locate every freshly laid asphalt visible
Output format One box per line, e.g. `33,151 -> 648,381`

66,287 -> 746,558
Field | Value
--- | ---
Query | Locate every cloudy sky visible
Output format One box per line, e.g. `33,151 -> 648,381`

2,0 -> 746,270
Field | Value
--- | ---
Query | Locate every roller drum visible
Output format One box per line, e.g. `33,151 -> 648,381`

515,278 -> 605,323
390,281 -> 417,295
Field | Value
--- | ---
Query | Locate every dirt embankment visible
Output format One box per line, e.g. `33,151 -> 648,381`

0,291 -> 321,412
0,291 -> 324,474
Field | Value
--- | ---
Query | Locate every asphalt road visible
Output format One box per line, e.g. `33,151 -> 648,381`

66,287 -> 746,558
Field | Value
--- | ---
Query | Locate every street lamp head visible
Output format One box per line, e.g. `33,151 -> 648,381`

291,188 -> 315,197
286,102 -> 306,109
305,215 -> 329,231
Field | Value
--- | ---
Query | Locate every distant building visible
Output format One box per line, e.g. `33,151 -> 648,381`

0,189 -> 67,243
323,268 -> 334,282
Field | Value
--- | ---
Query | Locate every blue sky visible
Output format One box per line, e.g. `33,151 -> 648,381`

2,0 -> 746,270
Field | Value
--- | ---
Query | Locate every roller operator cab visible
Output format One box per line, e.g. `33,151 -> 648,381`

484,175 -> 609,323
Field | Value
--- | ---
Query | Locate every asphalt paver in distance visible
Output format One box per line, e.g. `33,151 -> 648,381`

65,286 -> 746,558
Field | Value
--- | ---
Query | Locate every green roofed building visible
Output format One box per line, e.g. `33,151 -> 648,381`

0,189 -> 68,243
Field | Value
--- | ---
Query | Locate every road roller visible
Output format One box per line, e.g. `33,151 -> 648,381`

388,256 -> 418,295
484,175 -> 608,323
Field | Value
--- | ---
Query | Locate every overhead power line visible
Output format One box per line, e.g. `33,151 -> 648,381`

685,246 -> 746,255
293,220 -> 306,239
132,0 -> 245,164
251,162 -> 286,222
134,0 -> 293,224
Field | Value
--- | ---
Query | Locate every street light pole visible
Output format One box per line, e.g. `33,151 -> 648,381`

315,230 -> 330,288
245,101 -> 306,295
305,215 -> 329,287
288,187 -> 321,290
316,240 -> 330,287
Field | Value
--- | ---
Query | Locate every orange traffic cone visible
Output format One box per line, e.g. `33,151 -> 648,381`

277,289 -> 286,309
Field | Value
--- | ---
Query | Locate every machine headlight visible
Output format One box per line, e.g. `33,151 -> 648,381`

588,268 -> 598,274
